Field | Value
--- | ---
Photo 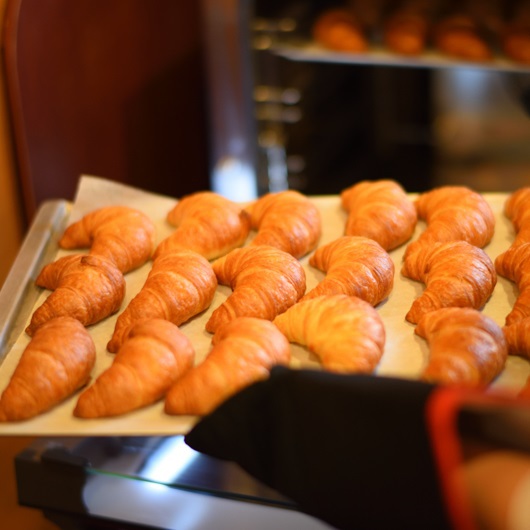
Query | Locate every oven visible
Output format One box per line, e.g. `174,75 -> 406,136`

202,0 -> 530,200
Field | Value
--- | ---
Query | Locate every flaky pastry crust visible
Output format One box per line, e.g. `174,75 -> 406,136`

274,294 -> 385,373
165,317 -> 290,416
415,307 -> 507,386
59,206 -> 156,273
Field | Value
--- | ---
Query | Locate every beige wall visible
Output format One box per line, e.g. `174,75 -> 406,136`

0,0 -> 24,287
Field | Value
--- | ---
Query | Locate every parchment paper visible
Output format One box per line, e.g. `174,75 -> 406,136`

0,175 -> 527,435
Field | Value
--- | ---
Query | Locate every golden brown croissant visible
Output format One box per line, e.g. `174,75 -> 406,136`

0,317 -> 96,421
164,317 -> 290,416
503,187 -> 530,246
26,254 -> 125,336
205,245 -> 306,334
402,240 -> 496,324
404,186 -> 495,261
274,294 -> 385,373
340,180 -> 417,251
312,7 -> 368,52
383,1 -> 434,56
246,190 -> 322,259
433,14 -> 492,62
415,307 -> 508,386
503,319 -> 530,358
495,242 -> 530,326
59,206 -> 156,273
108,250 -> 217,353
74,319 -> 195,418
302,236 -> 394,306
153,191 -> 251,260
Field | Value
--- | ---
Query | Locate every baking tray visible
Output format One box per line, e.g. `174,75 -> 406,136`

0,176 -> 528,436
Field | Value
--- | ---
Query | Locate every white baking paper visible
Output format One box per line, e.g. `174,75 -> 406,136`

0,175 -> 528,435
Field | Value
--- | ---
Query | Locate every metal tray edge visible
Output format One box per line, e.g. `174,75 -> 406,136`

0,200 -> 71,362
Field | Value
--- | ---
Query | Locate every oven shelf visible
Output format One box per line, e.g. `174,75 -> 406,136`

271,40 -> 530,74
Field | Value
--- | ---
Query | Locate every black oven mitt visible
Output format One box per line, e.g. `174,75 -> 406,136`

184,366 -> 456,530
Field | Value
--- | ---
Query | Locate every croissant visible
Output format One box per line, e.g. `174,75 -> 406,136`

340,180 -> 417,251
205,245 -> 306,334
0,317 -> 96,421
415,307 -> 508,386
59,206 -> 156,273
312,7 -> 368,52
246,190 -> 322,259
107,250 -> 217,353
404,186 -> 495,261
383,2 -> 432,56
503,319 -> 530,358
274,294 -> 385,373
402,240 -> 497,324
154,191 -> 251,260
495,242 -> 530,325
164,317 -> 290,416
433,14 -> 492,62
26,254 -> 125,336
503,187 -> 530,246
74,319 -> 195,418
302,236 -> 394,306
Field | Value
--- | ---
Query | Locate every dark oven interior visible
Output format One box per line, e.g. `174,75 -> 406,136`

245,0 -> 530,196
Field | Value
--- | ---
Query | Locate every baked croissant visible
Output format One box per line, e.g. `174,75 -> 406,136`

0,317 -> 96,421
302,236 -> 394,306
503,187 -> 530,246
59,206 -> 156,273
274,294 -> 385,373
26,254 -> 125,336
503,319 -> 530,358
495,242 -> 530,325
404,186 -> 495,261
154,191 -> 251,260
108,250 -> 217,353
246,190 -> 322,259
164,317 -> 291,416
415,307 -> 508,386
340,180 -> 417,251
74,319 -> 195,418
312,7 -> 368,52
433,14 -> 492,62
402,240 -> 497,324
383,1 -> 433,56
205,245 -> 306,334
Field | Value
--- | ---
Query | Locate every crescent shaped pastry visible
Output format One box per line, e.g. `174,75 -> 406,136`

340,179 -> 417,251
495,241 -> 530,326
274,294 -> 385,374
75,319 -> 195,418
503,319 -> 530,358
433,15 -> 492,62
59,206 -> 156,273
0,317 -> 96,421
302,236 -> 394,306
402,241 -> 496,324
164,317 -> 290,416
154,191 -> 251,261
26,254 -> 125,336
383,3 -> 431,56
404,186 -> 495,261
246,190 -> 322,259
503,187 -> 530,246
205,245 -> 306,334
108,250 -> 217,353
312,7 -> 368,52
415,307 -> 507,386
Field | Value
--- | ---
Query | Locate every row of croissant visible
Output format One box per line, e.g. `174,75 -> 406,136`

0,181 -> 529,423
312,0 -> 530,65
